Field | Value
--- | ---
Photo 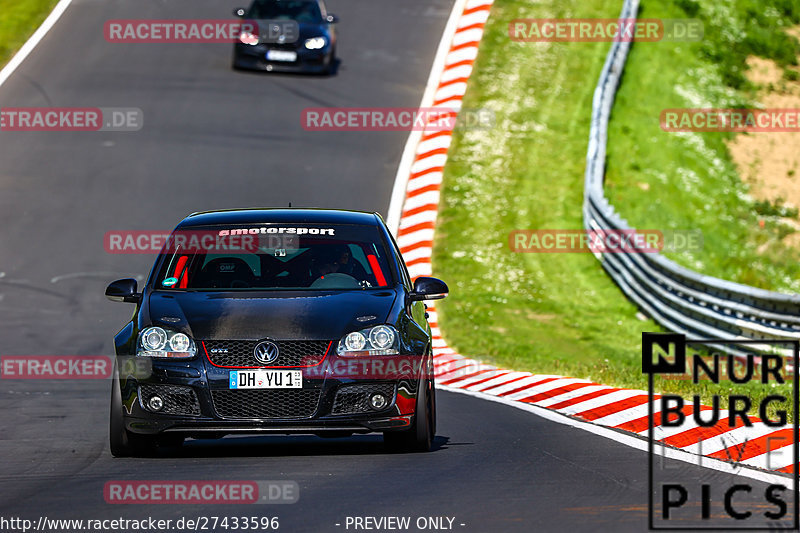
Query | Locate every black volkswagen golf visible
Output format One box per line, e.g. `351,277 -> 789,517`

106,209 -> 447,456
232,0 -> 338,74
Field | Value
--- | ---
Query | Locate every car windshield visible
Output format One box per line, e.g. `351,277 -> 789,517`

153,223 -> 394,291
248,0 -> 324,23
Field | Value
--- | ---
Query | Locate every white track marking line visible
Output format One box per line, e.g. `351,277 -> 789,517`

0,0 -> 74,90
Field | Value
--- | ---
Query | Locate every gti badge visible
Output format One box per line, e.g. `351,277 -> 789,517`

254,341 -> 280,364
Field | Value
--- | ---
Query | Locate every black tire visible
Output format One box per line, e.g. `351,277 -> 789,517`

231,52 -> 246,71
109,366 -> 158,457
384,377 -> 435,453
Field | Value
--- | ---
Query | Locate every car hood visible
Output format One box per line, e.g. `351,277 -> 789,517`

257,22 -> 330,41
293,22 -> 331,41
297,22 -> 329,37
146,289 -> 398,341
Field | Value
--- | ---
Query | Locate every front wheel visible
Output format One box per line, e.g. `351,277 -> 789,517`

384,378 -> 435,453
109,368 -> 158,457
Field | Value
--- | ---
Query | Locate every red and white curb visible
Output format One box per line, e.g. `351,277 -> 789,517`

388,0 -> 795,477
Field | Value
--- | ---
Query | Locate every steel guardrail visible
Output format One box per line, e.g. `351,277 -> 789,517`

583,0 -> 800,357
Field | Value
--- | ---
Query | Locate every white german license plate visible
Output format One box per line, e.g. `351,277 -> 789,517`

266,50 -> 297,62
229,370 -> 302,389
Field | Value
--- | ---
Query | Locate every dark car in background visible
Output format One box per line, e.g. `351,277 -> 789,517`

232,0 -> 338,74
106,209 -> 448,456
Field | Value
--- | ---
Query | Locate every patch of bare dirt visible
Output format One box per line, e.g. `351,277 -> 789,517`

727,53 -> 800,210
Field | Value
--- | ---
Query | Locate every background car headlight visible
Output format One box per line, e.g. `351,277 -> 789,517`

138,327 -> 196,358
240,31 -> 259,45
337,325 -> 399,356
304,37 -> 326,49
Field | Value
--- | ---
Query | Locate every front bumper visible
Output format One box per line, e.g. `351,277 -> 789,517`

232,43 -> 332,73
118,354 -> 422,437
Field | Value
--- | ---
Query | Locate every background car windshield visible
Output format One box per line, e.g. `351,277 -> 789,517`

248,0 -> 323,22
155,224 -> 393,290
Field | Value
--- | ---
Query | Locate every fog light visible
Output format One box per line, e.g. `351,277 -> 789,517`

370,393 -> 387,410
148,396 -> 164,411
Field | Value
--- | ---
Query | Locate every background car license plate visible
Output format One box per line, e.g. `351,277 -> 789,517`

266,50 -> 297,62
229,370 -> 302,389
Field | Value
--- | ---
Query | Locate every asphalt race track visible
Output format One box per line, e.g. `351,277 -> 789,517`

0,1 -> 789,531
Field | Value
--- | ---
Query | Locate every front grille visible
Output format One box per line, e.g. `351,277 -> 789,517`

265,42 -> 300,51
331,383 -> 396,415
211,389 -> 321,419
204,340 -> 330,368
139,384 -> 201,416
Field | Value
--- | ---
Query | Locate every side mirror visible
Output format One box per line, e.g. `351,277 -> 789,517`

326,14 -> 339,23
409,277 -> 448,302
233,7 -> 246,17
106,278 -> 141,304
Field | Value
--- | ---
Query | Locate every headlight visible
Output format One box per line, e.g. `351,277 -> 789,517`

138,327 -> 196,359
337,326 -> 399,356
141,327 -> 167,351
369,325 -> 395,350
344,331 -> 366,351
240,31 -> 259,45
304,37 -> 326,49
169,333 -> 191,352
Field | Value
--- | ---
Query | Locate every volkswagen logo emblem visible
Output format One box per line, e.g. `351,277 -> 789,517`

254,341 -> 280,364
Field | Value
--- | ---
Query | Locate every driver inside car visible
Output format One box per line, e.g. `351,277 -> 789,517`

307,250 -> 340,285
332,244 -> 368,280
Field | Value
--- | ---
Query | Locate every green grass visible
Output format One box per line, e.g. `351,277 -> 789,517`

0,0 -> 61,68
432,0 -> 797,417
435,0 -> 664,392
606,0 -> 800,293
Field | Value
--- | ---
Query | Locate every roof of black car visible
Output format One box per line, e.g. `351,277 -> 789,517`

177,208 -> 382,228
